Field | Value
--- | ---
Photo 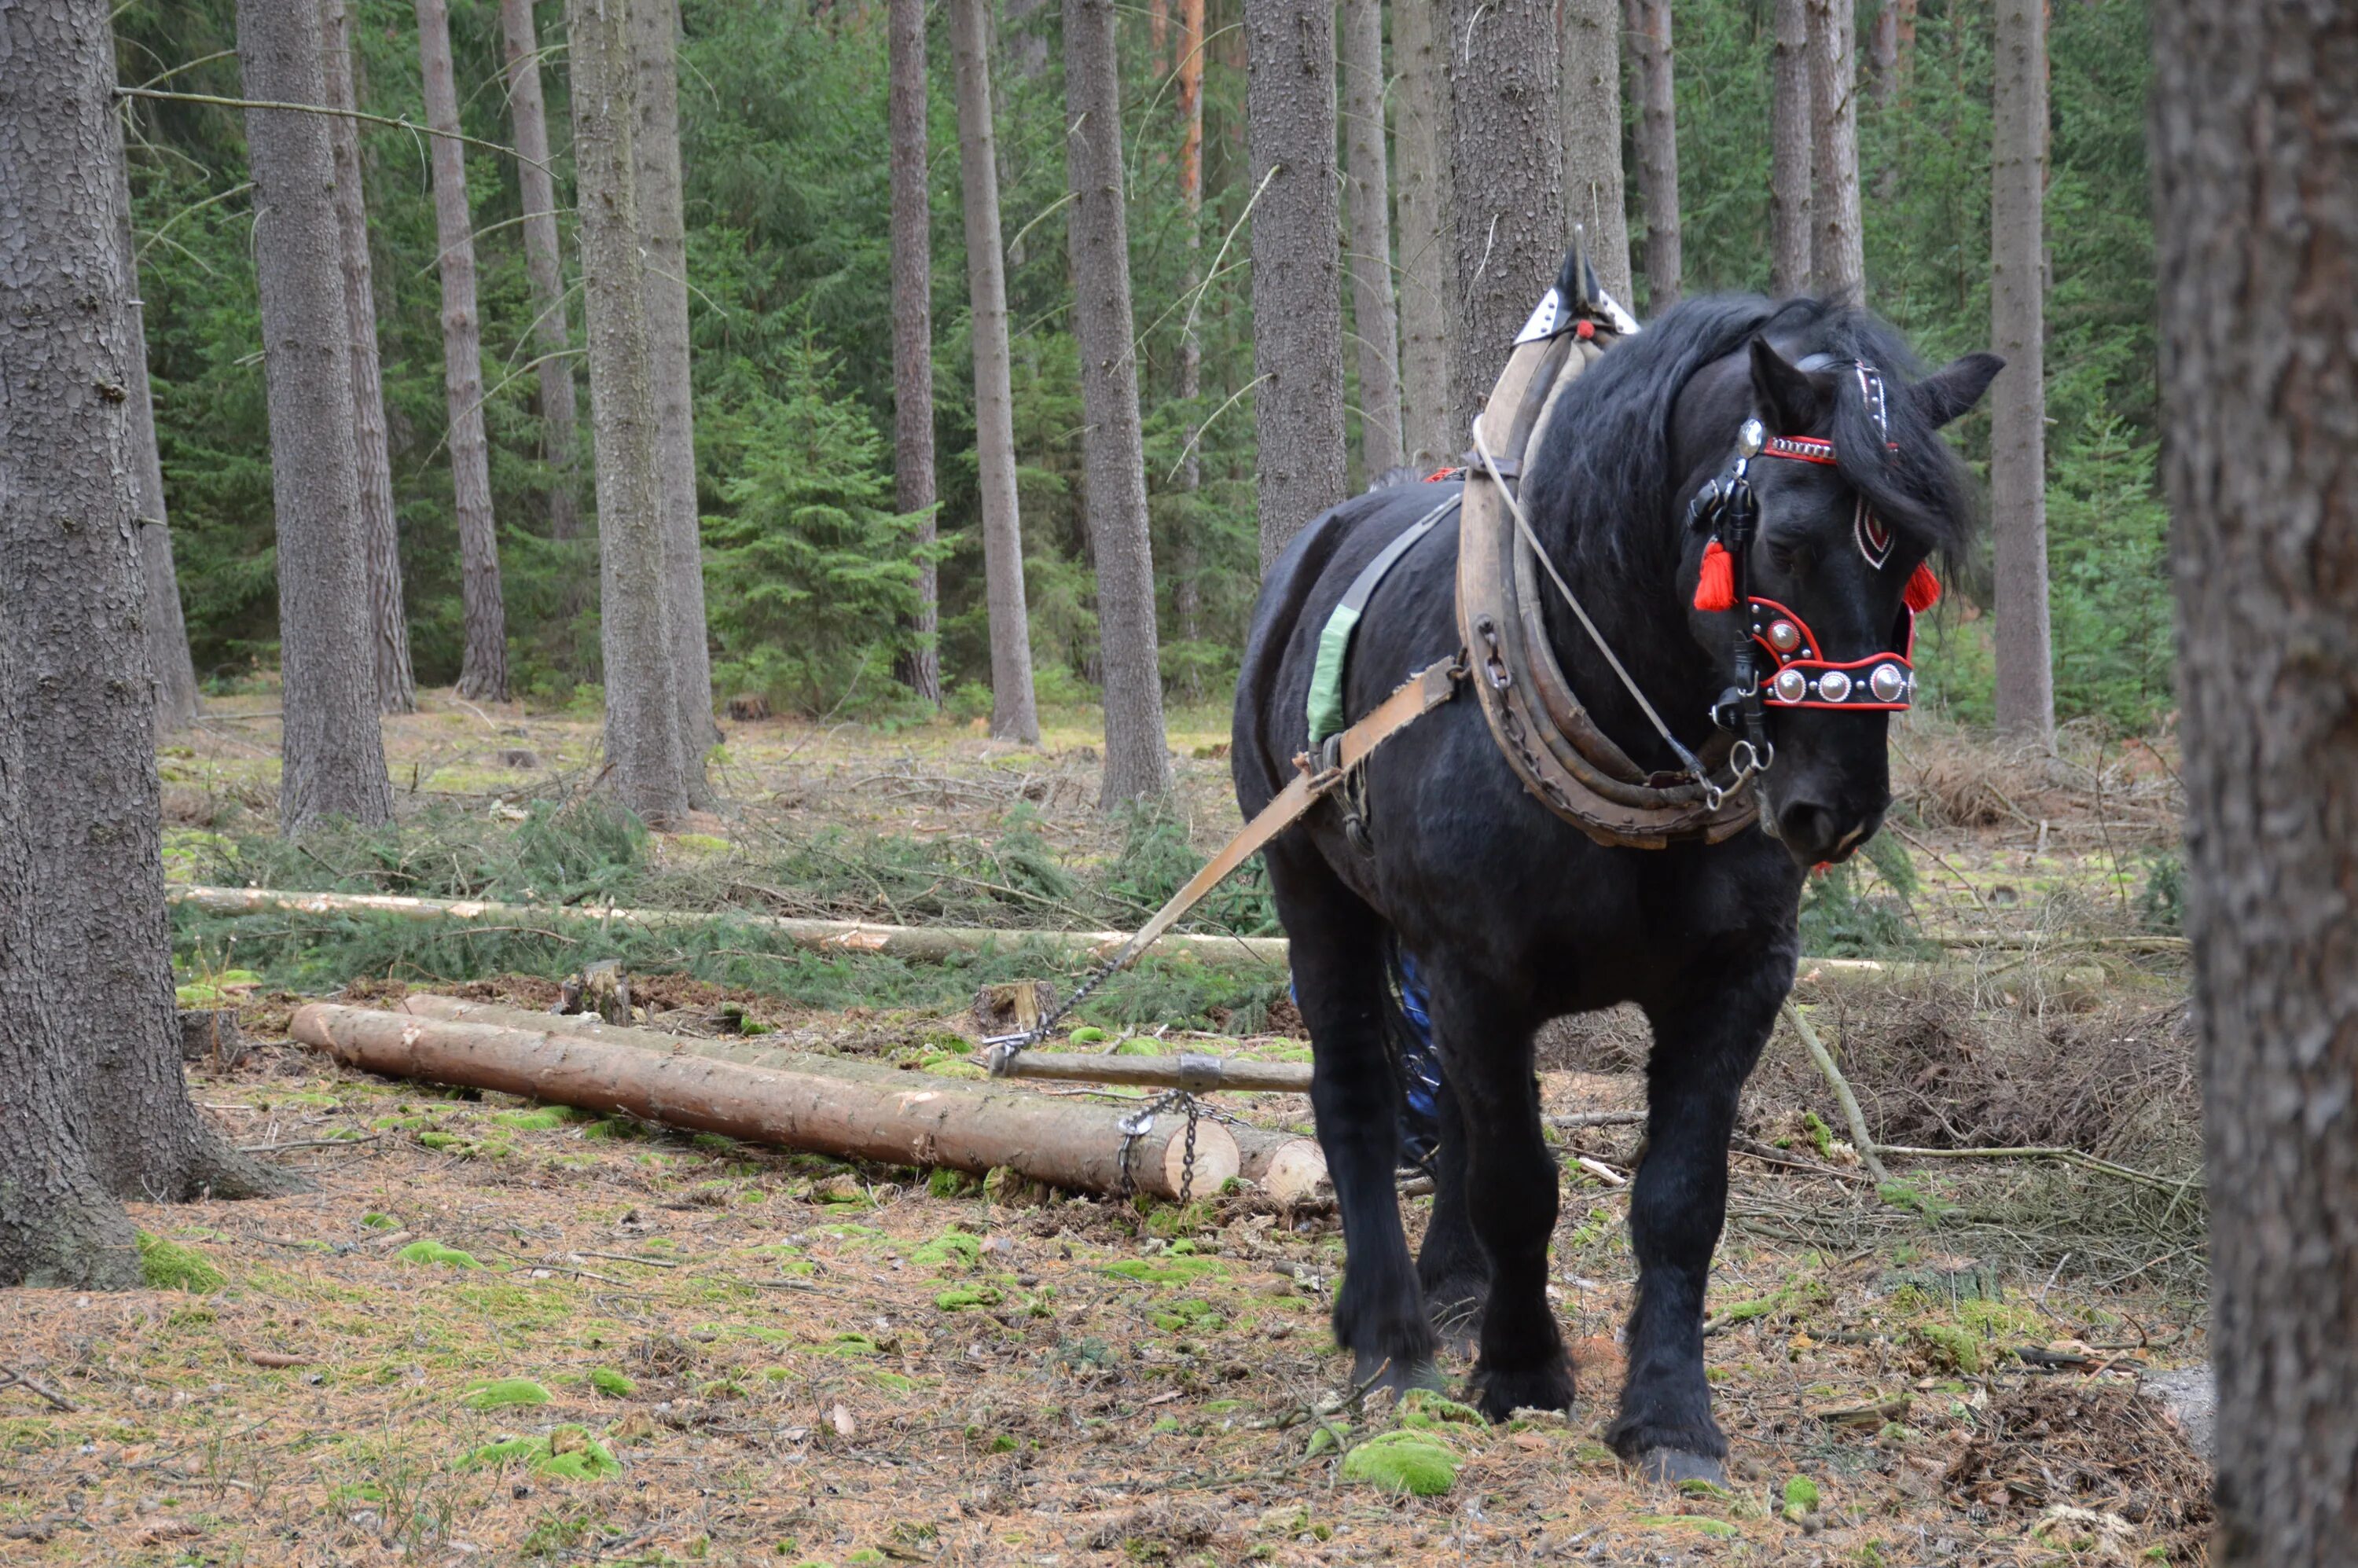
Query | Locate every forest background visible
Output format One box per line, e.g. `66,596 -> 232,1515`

121,0 -> 2167,736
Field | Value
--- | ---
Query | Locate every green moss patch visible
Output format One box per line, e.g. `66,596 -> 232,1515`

933,1284 -> 1003,1311
1339,1430 -> 1459,1496
463,1378 -> 553,1410
395,1240 -> 483,1269
492,1107 -> 570,1131
461,1425 -> 622,1481
136,1233 -> 226,1293
1104,1256 -> 1227,1287
909,1232 -> 982,1272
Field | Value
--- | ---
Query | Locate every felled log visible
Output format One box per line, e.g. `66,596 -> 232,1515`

396,994 -> 1335,1205
172,884 -> 1289,970
292,1002 -> 1236,1201
993,1049 -> 1313,1094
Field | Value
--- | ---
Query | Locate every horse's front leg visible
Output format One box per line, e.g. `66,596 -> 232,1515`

1607,958 -> 1787,1484
1425,975 -> 1571,1419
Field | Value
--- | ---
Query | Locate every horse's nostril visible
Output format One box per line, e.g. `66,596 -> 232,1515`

1776,802 -> 1842,861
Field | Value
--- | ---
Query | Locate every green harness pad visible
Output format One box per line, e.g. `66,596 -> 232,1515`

1306,496 -> 1460,747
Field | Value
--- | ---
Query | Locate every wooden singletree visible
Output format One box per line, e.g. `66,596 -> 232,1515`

1561,0 -> 1632,304
887,0 -> 942,704
1450,0 -> 1562,425
499,0 -> 584,548
241,0 -> 395,831
1339,0 -> 1403,477
417,0 -> 510,701
1393,0 -> 1455,465
2,0 -> 287,1291
1245,0 -> 1347,567
1807,0 -> 1865,307
1064,0 -> 1170,802
948,0 -> 1040,743
1622,0 -> 1678,314
571,0 -> 692,824
321,0 -> 417,714
1989,0 -> 2053,741
1770,0 -> 1813,297
2154,2 -> 2358,1559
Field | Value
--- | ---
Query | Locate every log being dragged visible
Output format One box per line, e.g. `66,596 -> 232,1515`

291,1003 -> 1236,1201
395,994 -> 1335,1204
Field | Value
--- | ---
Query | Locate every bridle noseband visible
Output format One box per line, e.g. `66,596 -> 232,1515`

1687,362 -> 1941,777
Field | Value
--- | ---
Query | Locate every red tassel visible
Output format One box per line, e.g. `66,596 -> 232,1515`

1903,561 -> 1941,613
1693,539 -> 1736,611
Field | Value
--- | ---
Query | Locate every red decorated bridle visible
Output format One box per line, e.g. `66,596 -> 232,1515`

1689,362 -> 1938,734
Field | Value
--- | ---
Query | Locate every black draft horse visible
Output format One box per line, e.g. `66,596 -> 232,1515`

1232,296 -> 2001,1482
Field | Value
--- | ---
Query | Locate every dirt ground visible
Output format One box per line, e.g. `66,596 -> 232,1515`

2,693 -> 2208,1565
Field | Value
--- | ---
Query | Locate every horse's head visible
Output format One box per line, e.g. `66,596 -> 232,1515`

1676,334 -> 2001,867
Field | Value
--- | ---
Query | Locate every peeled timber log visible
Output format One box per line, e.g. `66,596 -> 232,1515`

292,1002 -> 1236,1201
395,994 -> 1334,1204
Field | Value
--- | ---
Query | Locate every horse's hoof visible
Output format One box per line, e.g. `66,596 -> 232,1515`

1631,1449 -> 1728,1489
1352,1352 -> 1445,1398
1469,1360 -> 1575,1422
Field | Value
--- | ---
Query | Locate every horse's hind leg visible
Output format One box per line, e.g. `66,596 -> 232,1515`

1416,1079 -> 1490,1353
1424,974 -> 1573,1419
1265,844 -> 1438,1391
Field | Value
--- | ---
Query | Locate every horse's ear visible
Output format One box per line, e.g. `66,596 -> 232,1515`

1910,352 -> 2005,428
1748,337 -> 1824,435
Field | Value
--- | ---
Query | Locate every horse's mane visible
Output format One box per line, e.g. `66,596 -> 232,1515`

1522,296 -> 1982,586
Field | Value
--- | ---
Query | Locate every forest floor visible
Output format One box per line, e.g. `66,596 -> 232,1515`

0,693 -> 2209,1566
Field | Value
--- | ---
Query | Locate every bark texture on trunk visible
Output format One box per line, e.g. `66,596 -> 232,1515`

241,0 -> 395,832
1449,0 -> 1563,430
1339,0 -> 1402,477
112,125 -> 201,732
0,0 -> 292,1290
2154,6 -> 2358,1562
321,0 -> 416,714
1393,0 -> 1454,465
887,0 -> 941,704
1806,0 -> 1864,307
1989,0 -> 2051,743
1561,0 -> 1631,305
416,0 -> 509,702
630,0 -> 715,768
572,0 -> 691,825
1868,0 -> 1915,107
1245,0 -> 1347,568
949,0 -> 1039,743
1065,0 -> 1170,802
1173,0 -> 1206,637
500,0 -> 583,545
1622,0 -> 1677,314
1771,0 -> 1813,296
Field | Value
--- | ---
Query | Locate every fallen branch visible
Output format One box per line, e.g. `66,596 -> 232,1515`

1781,1001 -> 1890,1184
1874,1143 -> 2195,1195
292,1003 -> 1235,1201
0,1364 -> 76,1412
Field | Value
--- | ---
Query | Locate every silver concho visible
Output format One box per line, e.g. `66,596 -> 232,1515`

1870,663 -> 1908,703
1736,418 -> 1766,459
1767,619 -> 1802,654
1817,670 -> 1853,703
1772,668 -> 1809,703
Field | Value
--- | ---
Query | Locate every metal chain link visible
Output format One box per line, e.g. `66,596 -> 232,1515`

1114,1088 -> 1203,1206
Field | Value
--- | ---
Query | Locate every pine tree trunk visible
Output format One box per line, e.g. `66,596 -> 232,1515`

1989,0 -> 2051,743
630,0 -> 716,770
112,123 -> 202,733
949,0 -> 1040,744
321,0 -> 417,714
1449,0 -> 1563,429
500,0 -> 584,546
417,0 -> 510,703
1172,0 -> 1206,646
1561,0 -> 1632,305
1245,0 -> 1347,567
1868,0 -> 1915,108
1339,0 -> 1402,477
1622,0 -> 1677,314
1064,0 -> 1170,802
572,0 -> 692,825
2154,6 -> 2358,1561
241,0 -> 396,832
1393,0 -> 1455,465
2,0 -> 288,1289
1771,0 -> 1813,296
888,0 -> 942,705
1806,0 -> 1864,307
